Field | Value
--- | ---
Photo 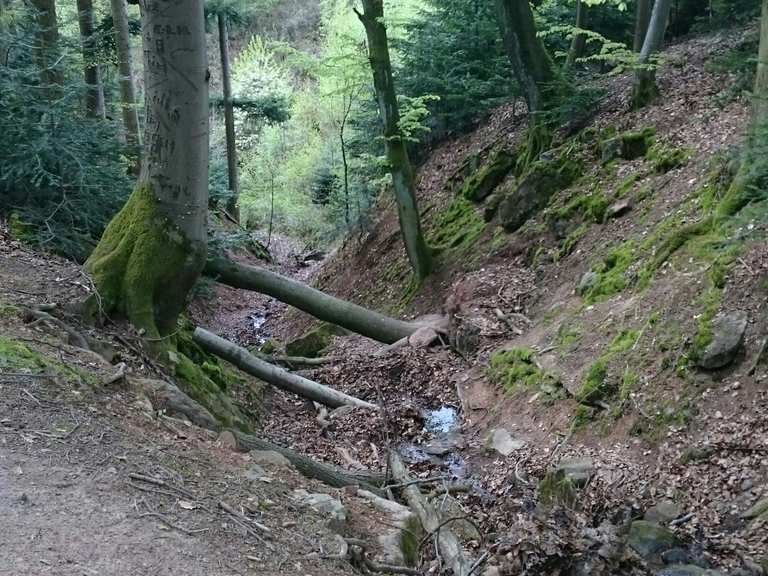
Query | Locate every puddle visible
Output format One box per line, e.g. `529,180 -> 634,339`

424,406 -> 458,435
249,312 -> 269,345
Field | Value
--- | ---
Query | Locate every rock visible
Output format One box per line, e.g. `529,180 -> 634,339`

133,378 -> 219,431
645,500 -> 683,524
293,490 -> 347,534
695,310 -> 748,370
434,495 -> 481,542
655,565 -> 722,576
245,464 -> 270,482
356,489 -> 421,566
742,497 -> 768,519
459,149 -> 515,202
250,450 -> 291,468
662,548 -> 693,565
628,520 -> 678,561
620,128 -> 655,160
285,323 -> 347,358
606,199 -> 632,219
409,326 -> 439,349
423,433 -> 465,456
556,457 -> 594,487
482,567 -> 502,576
601,137 -> 622,164
576,271 -> 598,296
486,428 -> 526,456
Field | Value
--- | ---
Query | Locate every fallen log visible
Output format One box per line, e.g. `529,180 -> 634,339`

194,327 -> 377,410
389,451 -> 473,576
224,429 -> 387,496
205,256 -> 418,344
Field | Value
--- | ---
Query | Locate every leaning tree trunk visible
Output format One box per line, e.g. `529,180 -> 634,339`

632,0 -> 672,109
205,256 -> 420,344
565,1 -> 588,70
110,0 -> 141,151
30,0 -> 63,94
217,13 -> 239,222
86,0 -> 209,338
494,0 -> 558,113
633,0 -> 653,52
76,0 -> 105,118
356,0 -> 432,281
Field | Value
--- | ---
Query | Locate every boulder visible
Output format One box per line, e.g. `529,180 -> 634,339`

486,428 -> 526,456
293,490 -> 347,534
556,457 -> 594,487
606,199 -> 632,219
285,323 -> 347,358
601,137 -> 622,164
576,271 -> 598,296
695,310 -> 748,370
409,326 -> 439,349
645,500 -> 683,524
742,497 -> 768,520
628,520 -> 678,561
459,149 -> 515,202
250,450 -> 291,468
655,566 -> 722,576
434,494 -> 481,542
356,489 -> 421,566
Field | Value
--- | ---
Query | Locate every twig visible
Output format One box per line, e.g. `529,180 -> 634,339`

22,389 -> 42,405
417,516 -> 484,552
669,512 -> 694,527
128,472 -> 195,499
137,512 -> 208,536
466,550 -> 490,576
218,500 -> 271,534
387,476 -> 448,490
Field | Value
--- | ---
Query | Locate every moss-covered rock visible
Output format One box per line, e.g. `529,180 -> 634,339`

627,520 -> 678,561
498,156 -> 582,232
0,337 -> 95,385
488,347 -> 562,396
538,469 -> 578,509
285,323 -> 347,358
429,197 -> 485,252
459,149 -> 515,202
601,127 -> 655,163
647,143 -> 691,173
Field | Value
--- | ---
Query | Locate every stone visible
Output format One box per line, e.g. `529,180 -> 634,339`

250,450 -> 291,468
655,566 -> 722,576
576,271 -> 598,296
645,500 -> 683,524
293,490 -> 347,534
408,326 -> 439,349
606,199 -> 632,219
742,497 -> 768,520
662,548 -> 693,565
486,428 -> 526,456
434,495 -> 481,542
482,567 -> 501,576
695,310 -> 748,370
601,137 -> 622,164
356,489 -> 421,566
628,520 -> 678,561
245,464 -> 270,482
556,457 -> 594,487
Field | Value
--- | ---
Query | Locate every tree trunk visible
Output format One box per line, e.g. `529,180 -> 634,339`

30,0 -> 63,93
633,0 -> 653,52
224,430 -> 386,495
205,256 -> 420,344
356,0 -> 432,281
86,0 -> 209,338
565,1 -> 588,70
632,0 -> 672,109
494,0 -> 558,113
389,451 -> 473,575
193,327 -> 378,410
218,13 -> 239,222
76,0 -> 105,118
110,0 -> 141,151
754,0 -> 768,128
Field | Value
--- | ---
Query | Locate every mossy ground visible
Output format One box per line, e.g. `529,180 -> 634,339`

0,336 -> 97,385
428,197 -> 486,253
488,347 -> 562,399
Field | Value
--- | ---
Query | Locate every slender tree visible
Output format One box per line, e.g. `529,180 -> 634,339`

217,11 -> 239,221
633,0 -> 653,52
632,0 -> 672,108
30,0 -> 63,92
110,0 -> 141,150
755,0 -> 768,128
566,1 -> 589,70
494,0 -> 558,113
86,0 -> 209,338
76,0 -> 105,118
355,0 -> 432,280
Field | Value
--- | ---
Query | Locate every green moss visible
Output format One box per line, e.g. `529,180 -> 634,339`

556,223 -> 588,261
551,190 -> 609,224
572,404 -> 596,430
619,369 -> 639,402
400,515 -> 422,566
0,302 -> 21,319
259,339 -> 281,355
429,197 -> 485,253
615,172 -> 642,198
620,127 -> 656,160
285,323 -> 346,358
85,183 -> 205,338
8,212 -> 32,241
555,323 -> 582,351
459,149 -> 515,202
538,470 -> 577,509
488,347 -> 561,396
607,329 -> 639,354
647,144 -> 691,173
0,337 -> 95,385
576,360 -> 609,404
582,241 -> 637,303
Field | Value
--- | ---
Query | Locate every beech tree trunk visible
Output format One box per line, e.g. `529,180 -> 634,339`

356,0 -> 432,281
86,0 -> 209,338
76,0 -> 105,118
110,0 -> 141,150
218,13 -> 239,221
565,1 -> 588,70
633,0 -> 653,52
194,327 -> 378,410
632,0 -> 672,108
205,256 -> 420,344
30,0 -> 63,93
494,0 -> 558,113
755,0 -> 768,128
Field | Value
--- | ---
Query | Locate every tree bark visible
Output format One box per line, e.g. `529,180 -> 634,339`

205,256 -> 420,344
224,430 -> 386,495
494,0 -> 558,113
565,1 -> 588,70
86,0 -> 209,338
218,13 -> 239,222
633,0 -> 653,52
755,0 -> 768,128
193,327 -> 378,410
30,0 -> 63,93
356,0 -> 432,281
76,0 -> 105,118
389,451 -> 473,576
110,0 -> 141,151
632,0 -> 672,108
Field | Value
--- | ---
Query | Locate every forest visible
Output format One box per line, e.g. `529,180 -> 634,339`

1,0 -> 768,574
